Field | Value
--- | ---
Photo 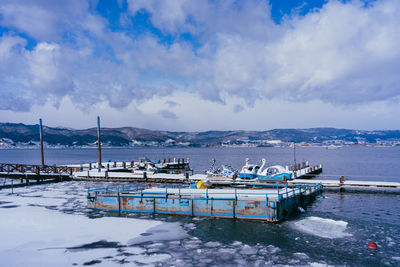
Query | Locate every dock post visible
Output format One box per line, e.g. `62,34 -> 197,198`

39,119 -> 45,166
293,143 -> 296,171
117,191 -> 121,216
97,116 -> 102,169
339,176 -> 345,192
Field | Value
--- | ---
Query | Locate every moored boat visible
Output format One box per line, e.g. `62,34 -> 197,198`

206,159 -> 238,178
239,158 -> 260,179
257,158 -> 292,181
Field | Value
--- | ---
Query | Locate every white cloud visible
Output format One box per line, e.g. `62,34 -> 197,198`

0,0 -> 89,41
1,0 -> 400,130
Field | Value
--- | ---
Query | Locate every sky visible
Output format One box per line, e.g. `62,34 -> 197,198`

0,0 -> 399,131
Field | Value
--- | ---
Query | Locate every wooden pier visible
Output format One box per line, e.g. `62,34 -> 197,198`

0,163 -> 72,185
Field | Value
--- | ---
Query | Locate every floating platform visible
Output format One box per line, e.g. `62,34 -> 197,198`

87,184 -> 323,222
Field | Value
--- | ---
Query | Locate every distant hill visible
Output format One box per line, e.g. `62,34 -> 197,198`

0,122 -> 399,148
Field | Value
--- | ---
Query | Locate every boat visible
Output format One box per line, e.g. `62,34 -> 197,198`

239,158 -> 260,179
206,159 -> 238,178
131,157 -> 158,174
220,164 -> 237,178
326,145 -> 340,149
257,158 -> 292,182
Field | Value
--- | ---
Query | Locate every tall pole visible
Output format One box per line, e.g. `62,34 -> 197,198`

97,116 -> 102,168
293,142 -> 297,171
39,119 -> 45,166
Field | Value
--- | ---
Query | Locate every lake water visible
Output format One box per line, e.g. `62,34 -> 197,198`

0,147 -> 399,266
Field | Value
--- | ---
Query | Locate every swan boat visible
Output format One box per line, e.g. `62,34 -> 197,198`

257,158 -> 293,182
239,158 -> 260,179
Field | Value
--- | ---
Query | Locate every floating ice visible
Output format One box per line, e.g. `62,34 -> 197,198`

128,222 -> 188,245
293,217 -> 352,239
122,246 -> 146,255
184,223 -> 196,230
309,262 -> 335,267
294,252 -> 309,259
240,245 -> 258,255
204,241 -> 221,247
231,241 -> 243,246
129,253 -> 171,264
266,245 -> 281,254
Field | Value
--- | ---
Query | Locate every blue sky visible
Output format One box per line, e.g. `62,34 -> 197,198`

0,0 -> 399,131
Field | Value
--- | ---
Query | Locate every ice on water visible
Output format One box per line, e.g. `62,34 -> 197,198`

128,222 -> 188,245
293,216 -> 352,239
0,183 -> 190,266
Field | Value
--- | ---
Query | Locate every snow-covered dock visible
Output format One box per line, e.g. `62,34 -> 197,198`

290,179 -> 400,190
70,161 -> 322,183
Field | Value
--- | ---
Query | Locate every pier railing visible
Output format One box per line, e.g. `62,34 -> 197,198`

87,183 -> 323,202
0,163 -> 73,176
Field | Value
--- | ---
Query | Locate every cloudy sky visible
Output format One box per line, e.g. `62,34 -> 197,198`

0,0 -> 399,131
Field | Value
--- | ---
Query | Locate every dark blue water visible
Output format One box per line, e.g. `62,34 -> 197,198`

0,147 -> 399,266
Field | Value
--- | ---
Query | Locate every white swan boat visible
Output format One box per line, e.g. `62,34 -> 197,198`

257,158 -> 292,181
239,158 -> 260,179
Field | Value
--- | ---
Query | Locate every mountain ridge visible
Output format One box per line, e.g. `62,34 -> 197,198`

0,122 -> 399,148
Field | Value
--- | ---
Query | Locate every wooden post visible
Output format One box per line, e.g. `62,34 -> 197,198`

39,119 -> 45,166
293,142 -> 296,171
97,116 -> 102,168
339,176 -> 345,192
